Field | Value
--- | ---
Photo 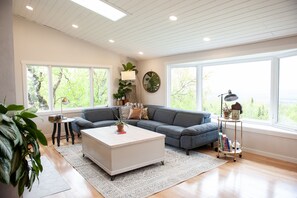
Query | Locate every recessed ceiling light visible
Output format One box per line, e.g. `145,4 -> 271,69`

138,51 -> 143,55
203,37 -> 211,41
71,0 -> 126,21
72,24 -> 79,28
26,5 -> 33,11
169,16 -> 177,21
109,39 -> 115,43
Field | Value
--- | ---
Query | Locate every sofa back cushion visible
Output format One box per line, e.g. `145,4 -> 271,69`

145,105 -> 164,120
173,112 -> 206,127
153,108 -> 177,124
83,107 -> 116,122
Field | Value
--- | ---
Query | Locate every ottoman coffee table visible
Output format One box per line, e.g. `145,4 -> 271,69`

81,125 -> 165,180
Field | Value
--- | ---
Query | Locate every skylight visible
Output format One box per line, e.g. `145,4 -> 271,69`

71,0 -> 126,21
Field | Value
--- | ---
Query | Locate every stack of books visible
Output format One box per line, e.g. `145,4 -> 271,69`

218,132 -> 232,152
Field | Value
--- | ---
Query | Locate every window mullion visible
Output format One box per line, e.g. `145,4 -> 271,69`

197,66 -> 202,111
271,58 -> 279,125
90,68 -> 94,107
48,65 -> 54,111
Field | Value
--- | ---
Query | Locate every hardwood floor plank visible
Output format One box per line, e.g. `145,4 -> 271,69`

40,136 -> 297,198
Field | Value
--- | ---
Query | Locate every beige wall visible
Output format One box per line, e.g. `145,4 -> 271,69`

0,0 -> 16,104
13,16 -> 133,137
137,36 -> 297,163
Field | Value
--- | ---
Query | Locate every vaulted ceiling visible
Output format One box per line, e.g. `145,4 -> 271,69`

13,0 -> 297,60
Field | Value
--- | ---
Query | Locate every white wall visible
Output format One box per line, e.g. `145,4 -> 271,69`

137,36 -> 297,163
0,0 -> 16,104
13,16 -> 133,137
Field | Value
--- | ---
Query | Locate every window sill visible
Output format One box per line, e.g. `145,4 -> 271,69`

223,121 -> 297,140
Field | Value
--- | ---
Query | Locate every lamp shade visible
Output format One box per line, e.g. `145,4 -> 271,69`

61,97 -> 69,105
121,71 -> 136,80
224,90 -> 238,101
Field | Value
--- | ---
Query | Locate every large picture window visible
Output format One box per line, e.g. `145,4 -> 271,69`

203,61 -> 271,121
168,51 -> 297,131
25,64 -> 110,112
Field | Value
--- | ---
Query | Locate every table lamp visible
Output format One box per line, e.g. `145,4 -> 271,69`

60,97 -> 69,119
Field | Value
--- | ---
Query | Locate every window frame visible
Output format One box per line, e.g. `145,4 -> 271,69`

167,49 -> 297,132
22,61 -> 112,113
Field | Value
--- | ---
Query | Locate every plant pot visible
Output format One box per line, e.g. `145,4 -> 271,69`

0,183 -> 19,198
224,112 -> 230,119
117,124 -> 124,132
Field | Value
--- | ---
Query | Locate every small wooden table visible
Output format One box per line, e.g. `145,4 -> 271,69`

50,118 -> 75,146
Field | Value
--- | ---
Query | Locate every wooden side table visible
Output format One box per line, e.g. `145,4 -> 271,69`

49,117 -> 75,147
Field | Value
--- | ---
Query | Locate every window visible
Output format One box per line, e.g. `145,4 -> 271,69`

25,64 -> 110,112
52,67 -> 90,109
170,67 -> 196,110
203,61 -> 271,121
279,55 -> 297,128
26,65 -> 50,110
93,68 -> 109,106
168,51 -> 297,131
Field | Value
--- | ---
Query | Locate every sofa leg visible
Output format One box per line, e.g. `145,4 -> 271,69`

211,142 -> 214,148
186,149 -> 189,155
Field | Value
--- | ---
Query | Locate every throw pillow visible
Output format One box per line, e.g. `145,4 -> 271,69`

128,108 -> 142,120
141,107 -> 149,120
119,106 -> 132,119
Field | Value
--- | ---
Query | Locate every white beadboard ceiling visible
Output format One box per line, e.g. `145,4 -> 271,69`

13,0 -> 297,60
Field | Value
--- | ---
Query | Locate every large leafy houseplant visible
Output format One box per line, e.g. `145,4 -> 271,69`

113,62 -> 138,99
0,103 -> 47,196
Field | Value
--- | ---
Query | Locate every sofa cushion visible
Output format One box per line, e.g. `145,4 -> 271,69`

156,125 -> 185,139
128,108 -> 142,119
141,107 -> 149,120
74,117 -> 95,128
124,119 -> 139,126
119,106 -> 132,119
145,105 -> 164,120
173,112 -> 205,127
137,120 -> 167,131
153,108 -> 177,125
93,120 -> 116,128
83,107 -> 115,122
181,122 -> 217,136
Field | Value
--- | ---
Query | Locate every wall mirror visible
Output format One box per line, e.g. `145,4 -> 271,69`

143,71 -> 161,93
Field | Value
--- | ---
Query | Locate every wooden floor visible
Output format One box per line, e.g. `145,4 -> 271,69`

41,136 -> 297,198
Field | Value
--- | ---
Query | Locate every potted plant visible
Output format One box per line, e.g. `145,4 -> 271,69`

113,114 -> 128,134
222,103 -> 232,119
0,103 -> 47,196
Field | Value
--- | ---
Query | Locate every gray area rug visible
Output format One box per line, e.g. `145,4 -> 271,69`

56,144 -> 226,198
23,156 -> 71,198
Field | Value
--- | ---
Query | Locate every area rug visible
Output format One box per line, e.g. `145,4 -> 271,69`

56,144 -> 226,198
23,156 -> 71,198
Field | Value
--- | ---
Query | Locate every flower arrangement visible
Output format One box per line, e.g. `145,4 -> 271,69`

222,103 -> 232,118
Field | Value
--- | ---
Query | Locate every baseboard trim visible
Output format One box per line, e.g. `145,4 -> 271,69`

244,147 -> 297,164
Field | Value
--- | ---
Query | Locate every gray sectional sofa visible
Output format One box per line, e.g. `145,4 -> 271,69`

72,105 -> 218,155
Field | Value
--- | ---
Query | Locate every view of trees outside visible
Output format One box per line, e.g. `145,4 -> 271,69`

279,55 -> 297,126
93,68 -> 108,106
27,65 -> 49,110
169,61 -> 271,121
26,65 -> 109,111
202,61 -> 271,121
170,67 -> 196,110
52,67 -> 90,110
